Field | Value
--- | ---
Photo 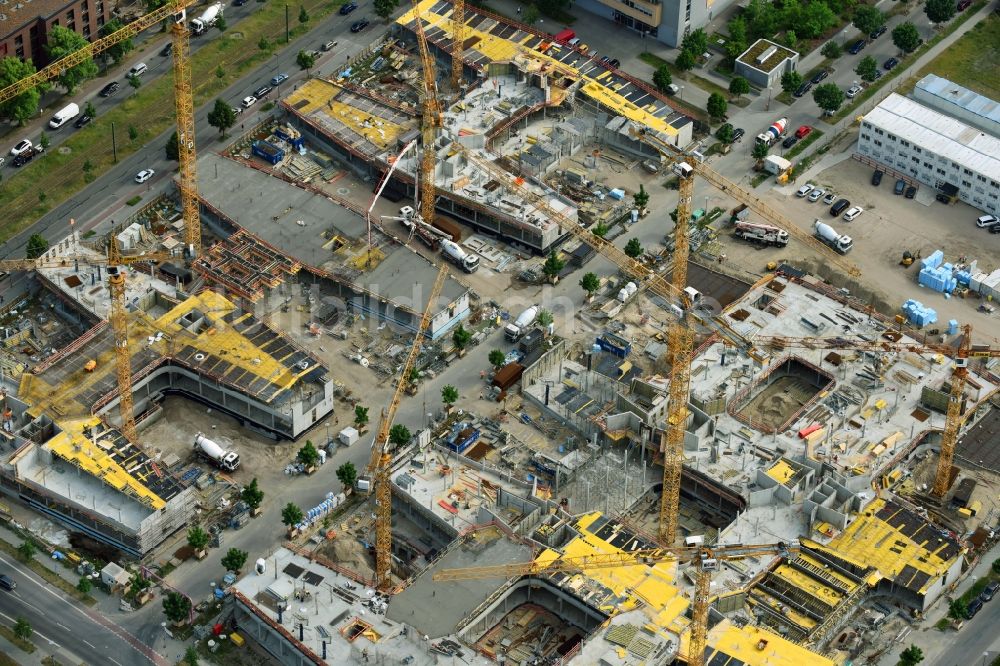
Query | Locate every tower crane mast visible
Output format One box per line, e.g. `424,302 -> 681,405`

367,264 -> 449,590
410,0 -> 443,225
451,0 -> 465,91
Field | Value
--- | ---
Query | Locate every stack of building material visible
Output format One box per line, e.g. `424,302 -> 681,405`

918,250 -> 958,293
901,299 -> 937,327
970,268 -> 1000,300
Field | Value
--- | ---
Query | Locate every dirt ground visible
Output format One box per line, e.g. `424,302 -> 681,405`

716,158 -> 1000,344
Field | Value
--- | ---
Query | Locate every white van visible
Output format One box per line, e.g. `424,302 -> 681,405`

48,102 -> 80,129
128,62 -> 148,77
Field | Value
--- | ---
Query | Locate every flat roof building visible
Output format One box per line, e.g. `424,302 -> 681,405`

735,39 -> 800,89
914,74 -> 1000,138
574,0 -> 744,48
857,93 -> 1000,216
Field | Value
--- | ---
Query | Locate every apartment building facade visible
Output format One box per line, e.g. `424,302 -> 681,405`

575,0 -> 739,47
0,0 -> 112,66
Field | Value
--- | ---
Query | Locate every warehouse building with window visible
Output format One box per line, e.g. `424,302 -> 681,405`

857,93 -> 1000,216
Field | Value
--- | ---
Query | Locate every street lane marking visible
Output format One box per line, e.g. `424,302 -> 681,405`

0,609 -> 62,648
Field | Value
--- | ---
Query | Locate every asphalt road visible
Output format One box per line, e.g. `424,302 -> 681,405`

0,552 -> 162,666
931,594 -> 1000,666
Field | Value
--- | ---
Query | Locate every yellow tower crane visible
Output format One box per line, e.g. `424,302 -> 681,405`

432,541 -> 797,666
367,264 -> 449,591
451,0 -> 465,91
752,326 -> 1000,498
0,0 -> 203,257
410,0 -> 444,226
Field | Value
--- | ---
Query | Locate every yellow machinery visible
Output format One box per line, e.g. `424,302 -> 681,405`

411,0 -> 443,225
752,326 -> 1000,498
0,0 -> 202,257
367,264 -> 449,591
432,541 -> 796,666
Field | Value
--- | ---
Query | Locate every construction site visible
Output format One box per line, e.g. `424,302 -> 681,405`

0,0 -> 998,665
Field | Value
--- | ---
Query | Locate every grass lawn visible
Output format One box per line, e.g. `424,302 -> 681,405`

785,129 -> 824,159
913,12 -> 1000,100
0,625 -> 35,654
638,52 -> 747,107
0,538 -> 97,606
0,0 -> 352,245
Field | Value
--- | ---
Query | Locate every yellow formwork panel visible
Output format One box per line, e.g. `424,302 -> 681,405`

47,417 -> 166,510
766,459 -> 796,485
708,622 -> 834,666
770,564 -> 846,609
796,553 -> 861,591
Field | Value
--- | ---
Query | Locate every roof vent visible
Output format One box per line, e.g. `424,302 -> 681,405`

755,45 -> 777,65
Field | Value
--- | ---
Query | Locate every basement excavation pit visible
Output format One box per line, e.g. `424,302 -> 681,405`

729,357 -> 834,434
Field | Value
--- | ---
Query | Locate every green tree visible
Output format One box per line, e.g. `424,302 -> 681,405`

592,222 -> 609,238
728,76 -> 750,99
26,235 -> 49,260
336,462 -> 358,489
855,55 -> 878,82
216,64 -> 225,79
579,272 -> 600,297
297,440 -> 320,467
542,250 -> 565,280
780,70 -> 803,94
813,82 -> 845,114
0,57 -> 41,125
77,576 -> 93,594
675,49 -> 696,72
680,28 -> 708,57
128,125 -> 139,141
296,50 -> 316,72
898,645 -> 924,666
39,131 -> 50,150
624,237 -> 643,258
184,646 -> 200,666
724,16 -> 748,63
441,385 -> 459,406
892,22 -> 921,53
633,184 -> 649,209
925,0 -> 954,23
452,324 -> 472,349
374,0 -> 398,20
536,309 -> 554,328
523,4 -> 540,24
281,502 -> 304,527
84,101 -> 96,119
259,36 -> 271,51
127,74 -> 142,91
821,41 -> 842,59
45,26 -> 98,92
488,349 -> 506,368
716,123 -> 735,144
784,30 -> 798,50
652,65 -> 673,93
992,557 -> 1000,575
706,92 -> 727,121
388,424 -> 411,446
13,617 -> 32,640
853,5 -> 885,35
947,598 -> 968,621
221,548 -> 248,572
536,0 -> 570,18
166,131 -> 179,161
752,141 -> 770,161
241,478 -> 264,509
354,405 -> 369,428
99,19 -> 133,64
207,98 -> 237,137
187,525 -> 209,550
215,15 -> 227,32
799,1 -> 836,38
162,591 -> 191,624
298,5 -> 309,23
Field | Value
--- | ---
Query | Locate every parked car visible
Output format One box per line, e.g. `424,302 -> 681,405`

793,81 -> 813,98
936,192 -> 951,204
894,178 -> 906,195
339,1 -> 358,14
782,135 -> 799,148
905,185 -> 917,199
967,598 -> 983,618
795,125 -> 813,139
869,25 -> 887,39
232,106 -> 243,116
254,85 -> 272,98
982,581 -> 1000,602
0,574 -> 16,591
12,148 -> 38,167
846,84 -> 863,98
848,39 -> 867,55
322,41 -> 337,51
872,69 -> 883,81
74,114 -> 93,129
796,183 -> 815,197
161,42 -> 173,57
10,139 -> 32,156
99,81 -> 120,97
350,18 -> 369,32
991,224 -> 1000,234
884,57 -> 899,70
843,206 -> 864,222
731,128 -> 745,142
241,95 -> 258,108
808,188 -> 826,202
134,168 -> 155,184
271,73 -> 289,86
822,192 -> 837,205
976,214 -> 999,227
810,70 -> 829,84
233,0 -> 248,5
872,170 -> 883,186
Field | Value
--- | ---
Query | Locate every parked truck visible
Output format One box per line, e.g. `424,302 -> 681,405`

194,432 -> 240,471
763,155 -> 792,176
191,3 -> 223,35
734,221 -> 789,247
505,305 -> 539,342
755,118 -> 788,148
814,219 -> 853,254
440,239 -> 480,273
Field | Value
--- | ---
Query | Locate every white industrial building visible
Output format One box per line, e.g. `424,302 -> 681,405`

857,93 -> 1000,216
575,0 -> 741,47
914,74 -> 1000,138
